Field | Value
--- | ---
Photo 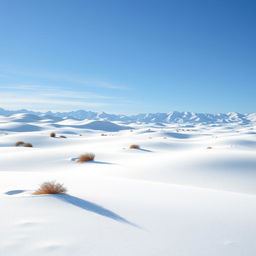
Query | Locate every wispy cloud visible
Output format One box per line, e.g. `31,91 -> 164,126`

0,84 -> 113,111
0,97 -> 108,107
0,94 -> 109,112
0,69 -> 128,90
0,67 -> 132,111
0,84 -> 112,100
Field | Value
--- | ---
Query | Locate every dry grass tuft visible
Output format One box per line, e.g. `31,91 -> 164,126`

129,144 -> 140,149
33,181 -> 67,195
24,143 -> 33,147
101,133 -> 107,136
207,146 -> 213,149
15,141 -> 25,146
50,132 -> 56,137
76,153 -> 95,162
60,135 -> 67,138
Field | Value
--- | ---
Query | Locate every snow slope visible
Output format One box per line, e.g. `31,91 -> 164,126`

0,114 -> 256,256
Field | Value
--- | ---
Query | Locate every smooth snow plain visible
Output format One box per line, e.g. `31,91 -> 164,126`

0,113 -> 256,256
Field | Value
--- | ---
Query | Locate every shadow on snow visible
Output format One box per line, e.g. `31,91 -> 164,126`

53,194 -> 140,228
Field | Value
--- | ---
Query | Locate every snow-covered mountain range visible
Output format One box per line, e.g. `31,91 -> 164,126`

0,108 -> 255,125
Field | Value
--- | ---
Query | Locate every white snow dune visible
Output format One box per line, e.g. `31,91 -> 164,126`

0,114 -> 256,256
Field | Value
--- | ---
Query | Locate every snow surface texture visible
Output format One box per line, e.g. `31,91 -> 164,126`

0,111 -> 256,256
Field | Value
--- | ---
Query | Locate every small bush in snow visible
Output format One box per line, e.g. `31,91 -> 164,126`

24,143 -> 33,147
76,153 -> 95,162
50,132 -> 56,137
60,135 -> 66,138
129,144 -> 140,149
33,181 -> 67,195
15,141 -> 25,146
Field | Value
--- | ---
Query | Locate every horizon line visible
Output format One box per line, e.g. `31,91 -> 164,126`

0,107 -> 254,116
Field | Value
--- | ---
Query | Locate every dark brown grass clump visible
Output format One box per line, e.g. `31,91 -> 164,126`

76,153 -> 95,162
129,144 -> 140,149
60,135 -> 67,138
24,143 -> 33,147
15,141 -> 25,146
33,181 -> 67,195
207,146 -> 213,149
50,132 -> 56,138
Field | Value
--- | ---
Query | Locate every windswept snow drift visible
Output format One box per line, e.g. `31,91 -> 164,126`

0,122 -> 42,132
0,111 -> 256,256
54,120 -> 132,132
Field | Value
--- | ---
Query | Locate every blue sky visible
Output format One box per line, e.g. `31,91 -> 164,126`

0,0 -> 255,114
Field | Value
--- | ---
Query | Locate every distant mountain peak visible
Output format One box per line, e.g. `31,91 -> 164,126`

0,107 -> 254,125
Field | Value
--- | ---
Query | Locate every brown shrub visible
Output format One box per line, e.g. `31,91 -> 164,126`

129,144 -> 140,149
76,153 -> 95,162
60,135 -> 67,138
207,146 -> 213,149
15,141 -> 25,146
24,143 -> 33,147
33,181 -> 67,195
50,132 -> 56,137
101,133 -> 107,136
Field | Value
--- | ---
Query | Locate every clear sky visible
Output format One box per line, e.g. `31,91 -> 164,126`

0,0 -> 255,114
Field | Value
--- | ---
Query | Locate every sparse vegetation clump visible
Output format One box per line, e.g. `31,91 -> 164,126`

129,144 -> 140,149
207,146 -> 213,149
50,132 -> 56,138
76,153 -> 95,162
101,133 -> 107,136
24,143 -> 33,147
33,181 -> 67,195
14,141 -> 33,147
15,141 -> 25,146
60,135 -> 66,138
